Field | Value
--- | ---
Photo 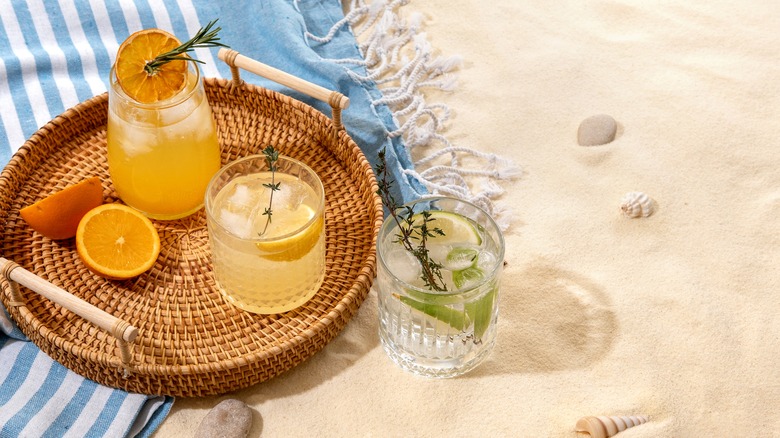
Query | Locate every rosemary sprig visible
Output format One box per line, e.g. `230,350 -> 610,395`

144,19 -> 228,74
376,148 -> 447,291
259,145 -> 281,236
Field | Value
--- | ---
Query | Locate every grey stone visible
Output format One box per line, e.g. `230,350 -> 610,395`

194,399 -> 253,438
577,114 -> 617,146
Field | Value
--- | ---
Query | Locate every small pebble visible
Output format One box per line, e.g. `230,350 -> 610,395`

194,399 -> 253,438
577,114 -> 617,146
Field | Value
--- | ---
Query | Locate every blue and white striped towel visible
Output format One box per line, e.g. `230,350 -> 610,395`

0,308 -> 169,437
1,0 -> 414,436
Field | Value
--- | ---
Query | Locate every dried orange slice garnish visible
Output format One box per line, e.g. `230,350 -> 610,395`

76,203 -> 161,280
115,28 -> 187,103
20,176 -> 103,240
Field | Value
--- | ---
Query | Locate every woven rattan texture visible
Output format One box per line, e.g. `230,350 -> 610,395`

0,78 -> 382,397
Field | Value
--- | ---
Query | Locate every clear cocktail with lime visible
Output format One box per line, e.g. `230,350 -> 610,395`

376,197 -> 504,377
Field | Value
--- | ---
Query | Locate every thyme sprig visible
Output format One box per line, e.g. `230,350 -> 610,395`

144,19 -> 228,74
376,148 -> 447,291
259,145 -> 281,236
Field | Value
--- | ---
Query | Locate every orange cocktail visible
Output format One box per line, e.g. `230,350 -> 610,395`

106,26 -> 223,219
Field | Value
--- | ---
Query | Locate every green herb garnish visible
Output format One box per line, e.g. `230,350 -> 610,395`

376,148 -> 447,291
259,145 -> 281,236
144,19 -> 228,74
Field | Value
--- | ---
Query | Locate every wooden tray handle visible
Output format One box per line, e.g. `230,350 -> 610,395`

1,257 -> 137,375
217,48 -> 350,132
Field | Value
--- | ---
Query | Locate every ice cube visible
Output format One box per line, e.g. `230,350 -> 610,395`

158,95 -> 198,126
440,272 -> 457,292
227,183 -> 256,209
476,250 -> 497,272
218,208 -> 253,239
116,135 -> 154,158
285,180 -> 307,211
122,106 -> 150,125
384,246 -> 422,285
426,243 -> 450,267
443,246 -> 479,271
268,180 -> 291,210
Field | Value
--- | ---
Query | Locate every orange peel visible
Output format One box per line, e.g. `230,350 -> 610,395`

20,176 -> 103,240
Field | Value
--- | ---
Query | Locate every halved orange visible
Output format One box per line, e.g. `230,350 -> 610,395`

20,176 -> 103,240
115,28 -> 187,103
76,203 -> 161,280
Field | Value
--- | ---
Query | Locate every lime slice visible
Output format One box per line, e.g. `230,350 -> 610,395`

396,294 -> 467,331
410,211 -> 481,245
453,266 -> 495,341
465,286 -> 497,341
452,266 -> 485,290
445,247 -> 479,271
396,285 -> 496,341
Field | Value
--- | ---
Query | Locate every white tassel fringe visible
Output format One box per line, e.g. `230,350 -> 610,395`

309,0 -> 521,229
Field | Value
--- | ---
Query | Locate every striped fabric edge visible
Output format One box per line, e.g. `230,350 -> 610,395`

0,1 -> 218,436
0,335 -> 171,437
0,0 -> 222,160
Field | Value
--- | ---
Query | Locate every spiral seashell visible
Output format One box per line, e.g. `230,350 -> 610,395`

620,192 -> 654,218
576,415 -> 649,438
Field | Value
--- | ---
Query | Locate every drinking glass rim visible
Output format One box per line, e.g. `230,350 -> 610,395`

205,153 -> 326,243
108,62 -> 202,110
377,196 -> 505,296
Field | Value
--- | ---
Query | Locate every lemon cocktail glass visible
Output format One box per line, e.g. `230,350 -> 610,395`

205,153 -> 326,314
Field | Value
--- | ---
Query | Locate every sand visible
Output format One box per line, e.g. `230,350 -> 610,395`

157,1 -> 780,436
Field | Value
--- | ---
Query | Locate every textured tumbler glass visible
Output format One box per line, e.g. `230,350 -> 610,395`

205,154 -> 326,314
376,197 -> 504,377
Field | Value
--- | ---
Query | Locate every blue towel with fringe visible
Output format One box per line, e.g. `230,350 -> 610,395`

0,0 -> 415,436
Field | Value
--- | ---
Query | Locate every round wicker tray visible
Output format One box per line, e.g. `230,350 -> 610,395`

0,55 -> 382,397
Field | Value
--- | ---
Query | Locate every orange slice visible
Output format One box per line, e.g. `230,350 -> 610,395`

76,203 -> 161,280
20,176 -> 103,240
115,28 -> 187,103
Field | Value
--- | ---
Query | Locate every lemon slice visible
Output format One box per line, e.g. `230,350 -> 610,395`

256,205 -> 323,261
410,210 -> 482,245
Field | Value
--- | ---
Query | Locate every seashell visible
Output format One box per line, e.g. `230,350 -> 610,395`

576,415 -> 649,438
620,192 -> 654,218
